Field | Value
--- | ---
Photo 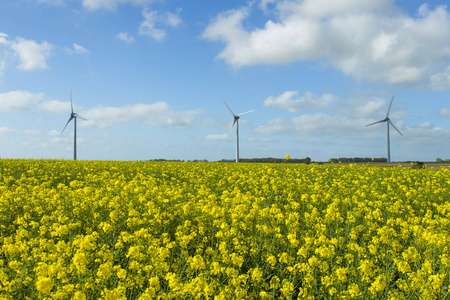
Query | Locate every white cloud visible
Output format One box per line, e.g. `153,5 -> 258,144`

139,8 -> 182,41
0,127 -> 15,134
263,91 -> 335,112
292,113 -> 367,134
81,102 -> 199,129
352,98 -> 387,118
47,130 -> 61,136
440,107 -> 450,117
256,93 -> 407,137
66,43 -> 89,54
259,0 -> 278,12
0,90 -> 43,112
139,10 -> 165,41
117,32 -> 135,43
0,32 -> 9,45
11,38 -> 52,71
164,9 -> 182,27
430,66 -> 450,90
0,90 -> 73,114
38,100 -> 71,114
254,113 -> 368,136
0,33 -> 9,76
1,33 -> 54,72
82,0 -> 151,10
203,1 -> 450,88
399,122 -> 450,152
254,117 -> 288,134
24,129 -> 41,135
0,61 -> 5,77
204,134 -> 231,141
37,0 -> 64,5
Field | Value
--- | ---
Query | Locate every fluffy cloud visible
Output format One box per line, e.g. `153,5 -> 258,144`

139,8 -> 182,41
24,129 -> 41,135
66,43 -> 89,54
255,112 -> 391,136
204,134 -> 231,141
399,122 -> 450,152
256,93 -> 405,136
440,107 -> 450,117
81,1 -> 182,41
37,0 -> 64,5
116,32 -> 135,43
82,0 -> 151,10
263,91 -> 335,112
0,61 -> 5,77
291,113 -> 368,134
0,33 -> 53,71
38,100 -> 72,114
203,1 -> 450,88
254,118 -> 288,134
47,130 -> 61,137
11,38 -> 52,71
0,34 -> 6,76
430,66 -> 450,90
81,102 -> 199,129
0,90 -> 43,112
0,127 -> 15,134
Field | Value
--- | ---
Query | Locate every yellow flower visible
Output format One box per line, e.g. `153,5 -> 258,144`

2,159 -> 450,299
266,255 -> 277,268
250,268 -> 263,283
116,268 -> 127,280
73,291 -> 87,300
36,276 -> 53,295
369,274 -> 387,295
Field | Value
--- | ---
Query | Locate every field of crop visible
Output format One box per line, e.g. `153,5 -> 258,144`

0,159 -> 449,299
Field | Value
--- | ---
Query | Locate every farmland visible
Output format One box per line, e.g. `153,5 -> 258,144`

0,159 -> 449,299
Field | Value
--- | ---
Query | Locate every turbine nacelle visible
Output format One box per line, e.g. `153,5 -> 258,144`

365,96 -> 402,162
366,117 -> 402,136
233,115 -> 239,128
61,91 -> 87,160
223,100 -> 255,163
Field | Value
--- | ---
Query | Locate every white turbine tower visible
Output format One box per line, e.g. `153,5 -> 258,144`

366,96 -> 402,163
61,91 -> 86,160
224,101 -> 255,163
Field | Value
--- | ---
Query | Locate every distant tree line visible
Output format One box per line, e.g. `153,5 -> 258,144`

328,157 -> 387,163
436,158 -> 450,163
149,159 -> 209,162
221,157 -> 312,164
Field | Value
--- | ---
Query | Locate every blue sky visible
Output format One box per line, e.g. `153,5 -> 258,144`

1,0 -> 450,162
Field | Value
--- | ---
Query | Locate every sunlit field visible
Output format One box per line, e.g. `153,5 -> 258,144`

1,159 -> 449,299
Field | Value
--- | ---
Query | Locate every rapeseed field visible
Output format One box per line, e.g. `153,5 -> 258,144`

0,159 -> 449,299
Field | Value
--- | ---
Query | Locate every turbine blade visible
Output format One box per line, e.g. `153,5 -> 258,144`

229,119 -> 237,135
223,100 -> 236,117
389,120 -> 403,136
366,119 -> 386,127
238,109 -> 255,116
61,116 -> 74,134
386,96 -> 394,118
70,90 -> 74,114
74,113 -> 87,121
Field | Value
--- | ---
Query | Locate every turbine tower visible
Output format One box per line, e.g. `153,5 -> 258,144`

366,96 -> 402,163
61,91 -> 86,160
224,101 -> 255,163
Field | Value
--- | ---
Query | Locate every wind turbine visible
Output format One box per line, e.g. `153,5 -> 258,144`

61,91 -> 86,160
224,101 -> 255,163
366,96 -> 402,163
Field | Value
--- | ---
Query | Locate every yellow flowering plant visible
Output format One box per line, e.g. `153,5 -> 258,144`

0,159 -> 449,299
